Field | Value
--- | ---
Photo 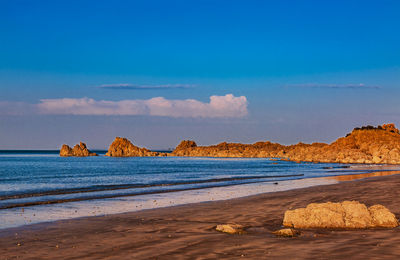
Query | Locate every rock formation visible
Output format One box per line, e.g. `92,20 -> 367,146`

215,224 -> 245,234
382,123 -> 400,134
59,142 -> 98,157
283,201 -> 398,229
172,140 -> 198,156
170,123 -> 400,164
105,137 -> 166,157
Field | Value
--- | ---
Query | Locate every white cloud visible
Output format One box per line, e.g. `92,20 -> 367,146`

37,94 -> 248,118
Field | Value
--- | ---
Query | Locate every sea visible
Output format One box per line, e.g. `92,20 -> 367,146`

1,150 -> 399,229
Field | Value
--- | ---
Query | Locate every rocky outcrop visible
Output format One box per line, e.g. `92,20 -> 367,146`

171,140 -> 288,158
170,123 -> 400,164
382,123 -> 400,134
105,137 -> 166,157
176,140 -> 197,150
215,224 -> 245,234
283,201 -> 398,229
171,140 -> 198,156
60,142 -> 98,157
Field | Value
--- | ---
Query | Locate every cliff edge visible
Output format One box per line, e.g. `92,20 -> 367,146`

171,123 -> 400,164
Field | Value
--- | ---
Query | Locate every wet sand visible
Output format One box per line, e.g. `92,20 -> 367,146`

2,173 -> 400,259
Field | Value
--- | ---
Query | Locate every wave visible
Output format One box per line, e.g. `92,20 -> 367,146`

0,174 -> 304,209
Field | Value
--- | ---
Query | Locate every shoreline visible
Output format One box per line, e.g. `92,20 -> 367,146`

0,175 -> 337,230
2,167 -> 399,230
2,172 -> 400,259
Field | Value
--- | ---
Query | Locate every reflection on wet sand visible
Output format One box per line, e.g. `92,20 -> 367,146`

329,170 -> 400,182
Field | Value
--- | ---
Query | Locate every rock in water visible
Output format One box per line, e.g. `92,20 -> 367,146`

59,142 -> 98,157
105,137 -> 163,157
59,144 -> 73,156
283,201 -> 398,229
215,224 -> 245,234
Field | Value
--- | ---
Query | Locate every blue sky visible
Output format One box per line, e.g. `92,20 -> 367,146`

1,0 -> 399,149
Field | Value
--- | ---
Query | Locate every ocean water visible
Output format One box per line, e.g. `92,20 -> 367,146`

0,151 -> 398,229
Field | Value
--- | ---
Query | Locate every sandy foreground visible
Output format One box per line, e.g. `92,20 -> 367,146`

2,173 -> 400,259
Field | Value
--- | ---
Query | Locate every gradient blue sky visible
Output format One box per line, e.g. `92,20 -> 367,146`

1,0 -> 399,149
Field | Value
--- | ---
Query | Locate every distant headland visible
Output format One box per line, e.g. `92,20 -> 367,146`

60,123 -> 400,164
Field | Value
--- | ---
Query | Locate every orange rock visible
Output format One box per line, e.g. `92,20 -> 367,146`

272,228 -> 300,237
170,123 -> 400,164
175,140 -> 197,150
59,144 -> 73,156
60,142 -> 97,157
283,201 -> 398,229
382,123 -> 400,134
215,224 -> 245,234
368,204 -> 399,228
106,137 -> 165,157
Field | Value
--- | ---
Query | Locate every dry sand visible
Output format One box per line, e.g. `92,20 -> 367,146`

2,173 -> 400,259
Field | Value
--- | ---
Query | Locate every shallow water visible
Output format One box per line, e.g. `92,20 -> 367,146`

1,151 -> 399,229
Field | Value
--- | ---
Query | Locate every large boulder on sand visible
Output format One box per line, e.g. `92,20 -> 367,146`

283,201 -> 398,229
60,142 -> 98,157
369,204 -> 400,227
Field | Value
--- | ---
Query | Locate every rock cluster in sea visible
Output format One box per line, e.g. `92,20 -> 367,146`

283,201 -> 398,229
59,123 -> 400,163
171,123 -> 400,164
59,142 -> 98,157
105,137 -> 166,157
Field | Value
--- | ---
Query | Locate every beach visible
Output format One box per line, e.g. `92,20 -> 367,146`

2,1 -> 399,259
2,173 -> 400,259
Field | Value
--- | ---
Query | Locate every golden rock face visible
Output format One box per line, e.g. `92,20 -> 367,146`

59,142 -> 98,157
61,123 -> 400,162
283,201 -> 398,229
382,123 -> 400,134
175,140 -> 197,150
105,137 -> 165,157
170,123 -> 400,164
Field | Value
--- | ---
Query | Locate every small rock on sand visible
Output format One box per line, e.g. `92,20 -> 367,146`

272,228 -> 300,237
215,224 -> 245,234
